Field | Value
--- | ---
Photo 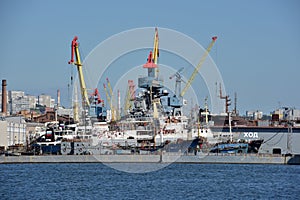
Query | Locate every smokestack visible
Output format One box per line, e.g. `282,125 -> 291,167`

57,89 -> 60,107
2,80 -> 7,115
118,90 -> 121,118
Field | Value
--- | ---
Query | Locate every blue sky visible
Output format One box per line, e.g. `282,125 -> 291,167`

0,0 -> 299,114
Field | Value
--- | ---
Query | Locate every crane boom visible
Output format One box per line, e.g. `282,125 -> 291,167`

124,80 -> 135,113
106,78 -> 114,99
124,86 -> 131,114
106,78 -> 116,120
68,36 -> 90,107
143,28 -> 159,78
103,84 -> 111,107
180,36 -> 217,97
152,27 -> 159,65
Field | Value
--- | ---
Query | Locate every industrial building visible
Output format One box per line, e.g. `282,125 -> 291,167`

0,91 -> 55,115
272,107 -> 300,121
0,116 -> 26,151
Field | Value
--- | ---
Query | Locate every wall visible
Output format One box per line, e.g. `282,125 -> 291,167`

0,121 -> 8,149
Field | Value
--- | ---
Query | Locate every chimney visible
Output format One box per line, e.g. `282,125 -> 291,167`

57,89 -> 60,107
2,80 -> 7,115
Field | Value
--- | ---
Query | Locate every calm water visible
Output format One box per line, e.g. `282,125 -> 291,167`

0,163 -> 299,199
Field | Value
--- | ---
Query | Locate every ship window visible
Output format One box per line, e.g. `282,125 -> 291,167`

273,148 -> 281,155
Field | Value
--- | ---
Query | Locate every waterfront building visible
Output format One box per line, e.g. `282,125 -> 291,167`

272,107 -> 300,121
0,116 -> 26,150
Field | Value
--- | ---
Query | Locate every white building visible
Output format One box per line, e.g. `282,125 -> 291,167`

57,107 -> 73,118
0,116 -> 26,150
273,107 -> 300,121
1,90 -> 56,115
246,110 -> 263,120
8,91 -> 29,114
0,117 -> 7,149
27,95 -> 36,109
38,94 -> 55,108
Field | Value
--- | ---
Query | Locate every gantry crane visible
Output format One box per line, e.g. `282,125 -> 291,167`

68,36 -> 90,108
180,36 -> 217,97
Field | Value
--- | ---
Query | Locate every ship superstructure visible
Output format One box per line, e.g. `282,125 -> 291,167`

91,28 -> 203,150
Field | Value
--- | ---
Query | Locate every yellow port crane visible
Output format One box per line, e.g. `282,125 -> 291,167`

124,88 -> 130,115
103,82 -> 115,121
106,78 -> 116,120
152,27 -> 159,66
143,27 -> 160,77
68,36 -> 90,108
124,80 -> 135,114
103,84 -> 111,107
106,78 -> 114,103
180,36 -> 217,97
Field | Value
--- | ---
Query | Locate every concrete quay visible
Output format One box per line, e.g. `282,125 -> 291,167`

1,153 -> 299,165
